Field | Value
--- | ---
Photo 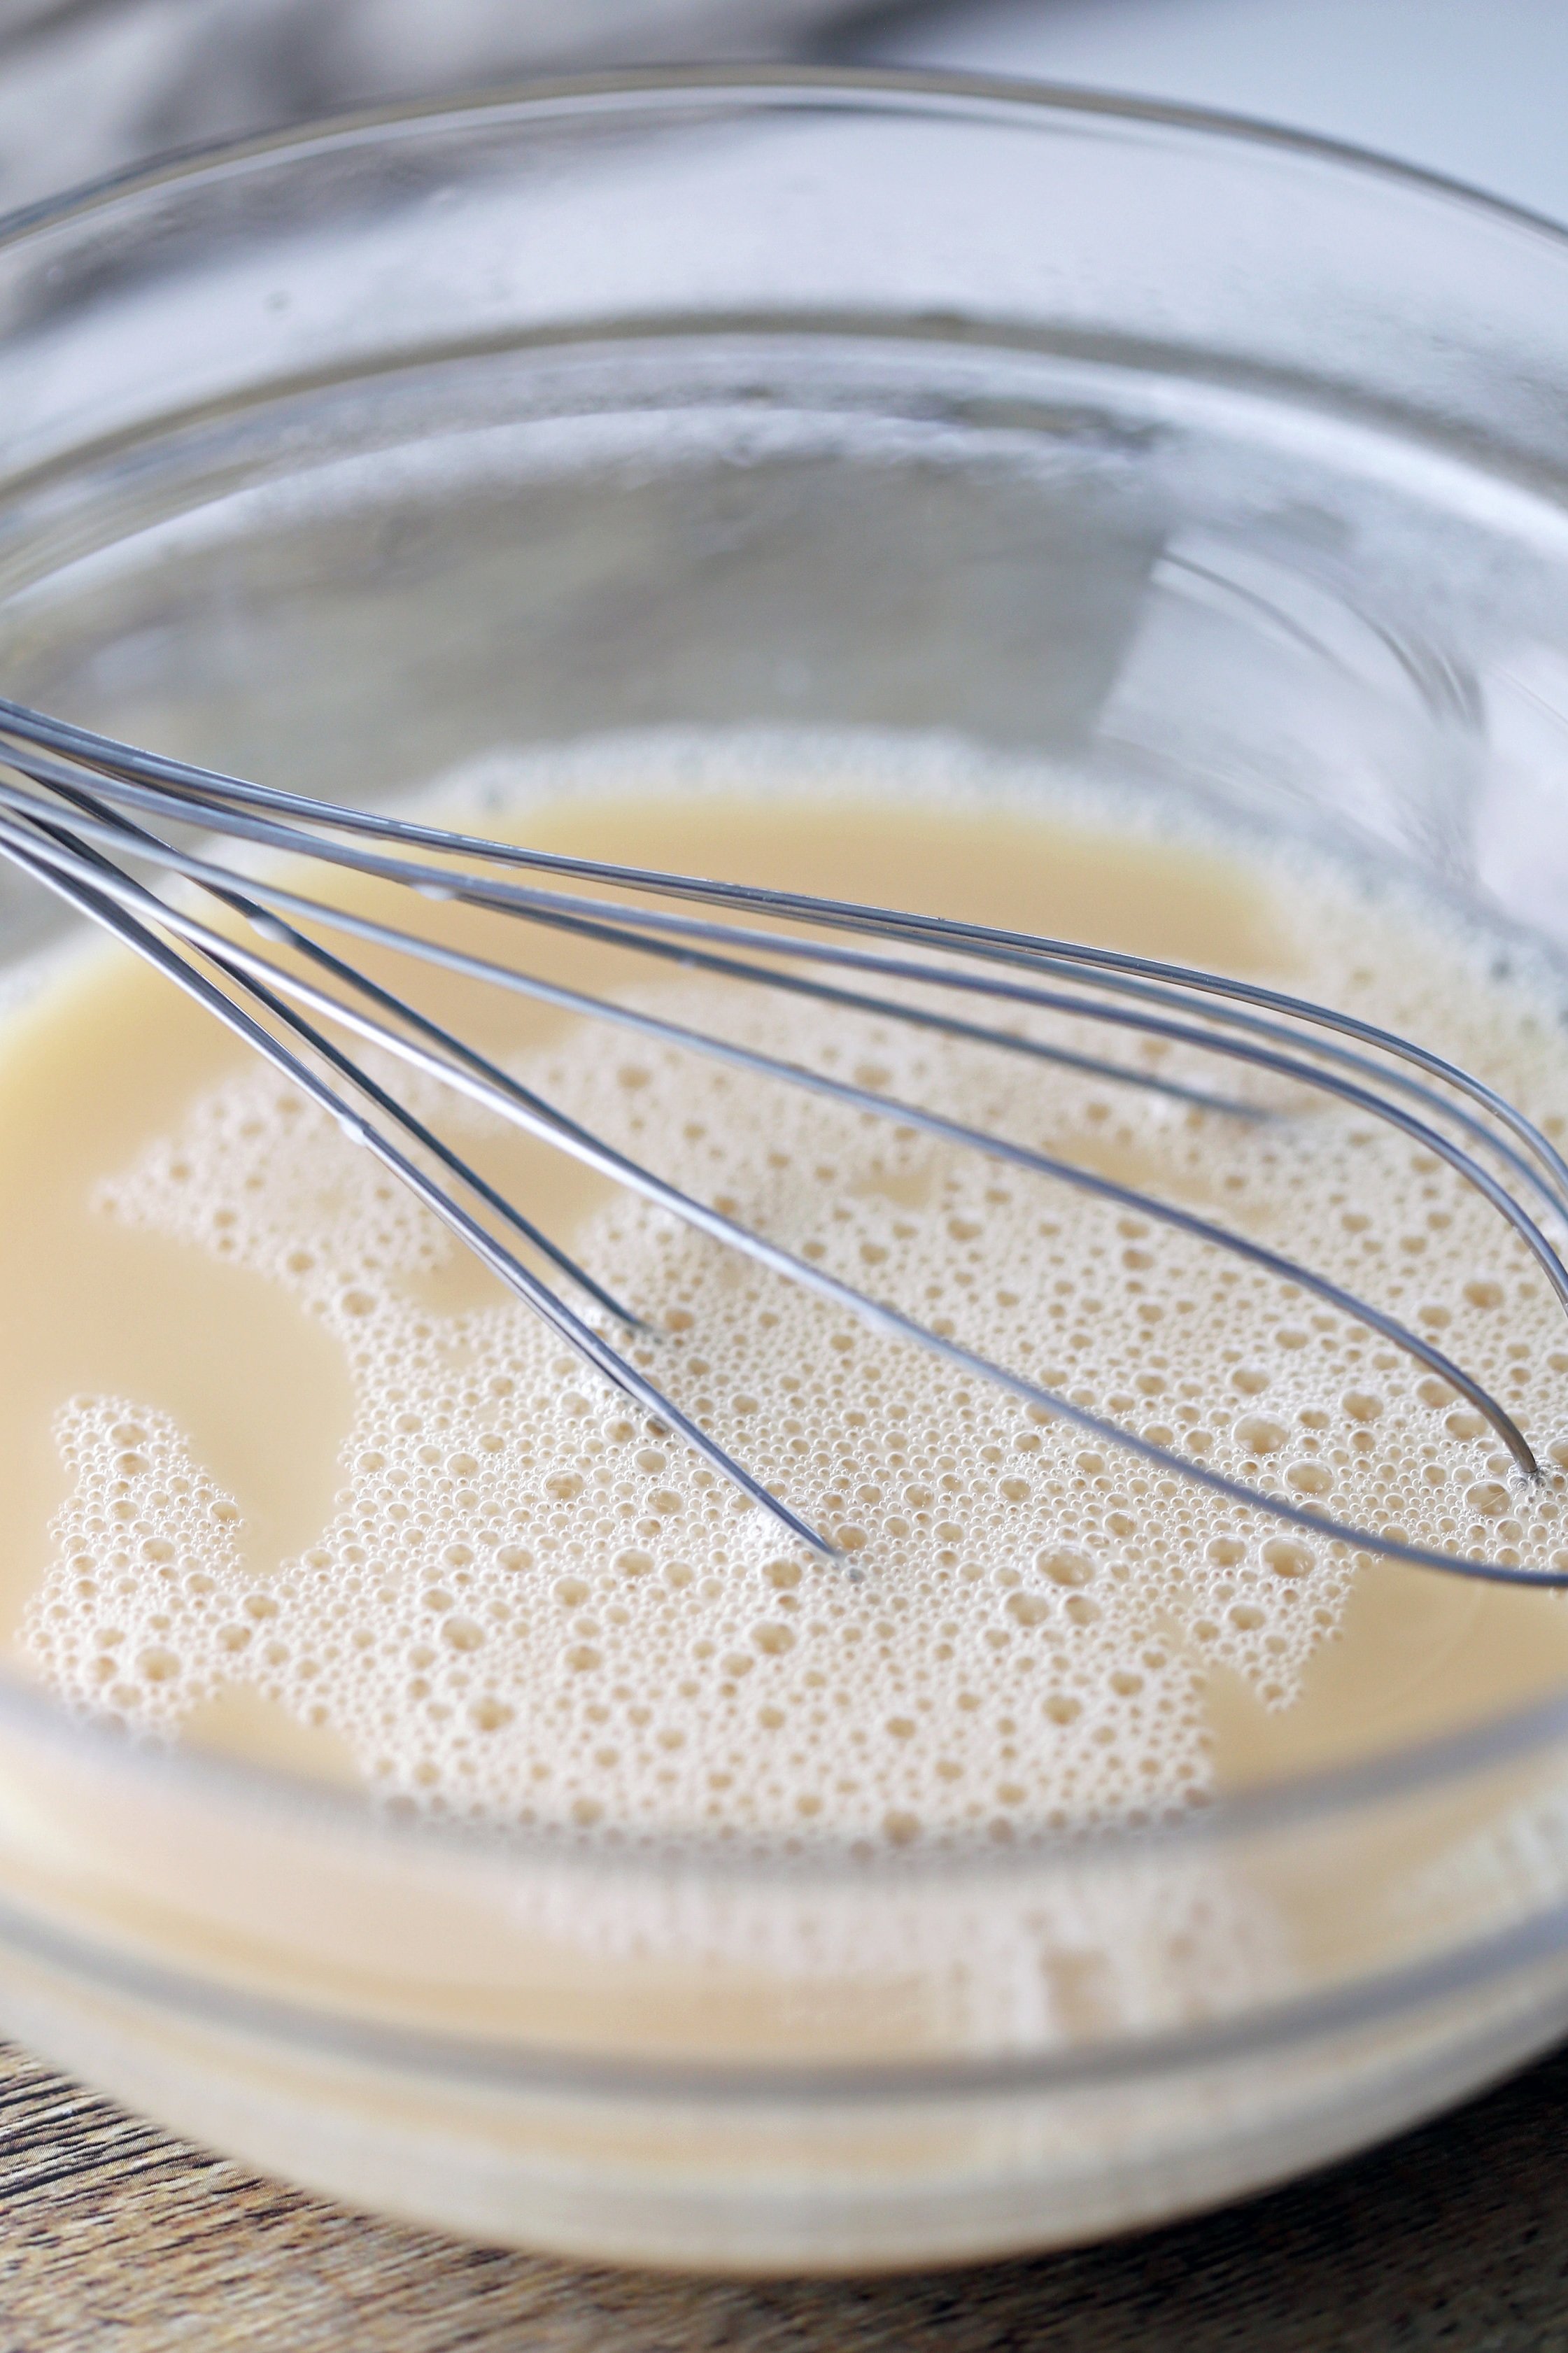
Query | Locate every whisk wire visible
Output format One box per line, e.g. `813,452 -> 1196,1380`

3,752 -> 1566,1412
8,803 -> 1560,1587
8,691 -> 1563,1224
4,722 -> 1565,1248
0,767 -> 1544,1475
1,695 -> 1565,1588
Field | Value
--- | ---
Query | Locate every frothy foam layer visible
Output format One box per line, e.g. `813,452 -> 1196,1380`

22,735 -> 1568,1846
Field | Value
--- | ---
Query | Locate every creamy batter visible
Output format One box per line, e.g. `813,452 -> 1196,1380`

3,733 -> 1568,1850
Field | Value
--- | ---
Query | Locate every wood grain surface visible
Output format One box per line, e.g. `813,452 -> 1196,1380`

1,2035 -> 1566,2350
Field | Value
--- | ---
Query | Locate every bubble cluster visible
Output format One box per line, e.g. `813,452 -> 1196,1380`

23,738 -> 1568,1851
36,1400 -> 245,1723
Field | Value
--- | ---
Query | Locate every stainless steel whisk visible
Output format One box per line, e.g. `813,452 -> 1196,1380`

1,692 -> 1565,1590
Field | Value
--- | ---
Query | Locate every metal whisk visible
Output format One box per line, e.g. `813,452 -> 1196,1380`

1,693 -> 1565,1591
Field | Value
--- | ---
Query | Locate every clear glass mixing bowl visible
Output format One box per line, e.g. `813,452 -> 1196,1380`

4,70 -> 1568,2273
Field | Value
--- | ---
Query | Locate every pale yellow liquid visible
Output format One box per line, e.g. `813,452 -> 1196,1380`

3,743 -> 1568,1843
3,741 -> 1568,2272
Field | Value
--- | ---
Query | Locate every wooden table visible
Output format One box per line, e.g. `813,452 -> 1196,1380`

3,2034 -> 1566,2350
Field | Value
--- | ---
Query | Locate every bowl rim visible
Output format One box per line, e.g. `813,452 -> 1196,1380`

3,62 -> 1568,1922
7,57 -> 1568,253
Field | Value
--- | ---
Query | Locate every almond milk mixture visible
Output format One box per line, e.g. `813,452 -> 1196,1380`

6,733 -> 1568,1851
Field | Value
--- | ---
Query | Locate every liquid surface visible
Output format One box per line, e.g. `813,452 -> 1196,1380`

5,732 -> 1568,1849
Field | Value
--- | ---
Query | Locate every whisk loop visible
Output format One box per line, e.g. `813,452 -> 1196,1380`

1,693 -> 1565,1590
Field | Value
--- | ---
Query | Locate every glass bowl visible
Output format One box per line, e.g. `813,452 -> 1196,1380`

5,69 -> 1568,2274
